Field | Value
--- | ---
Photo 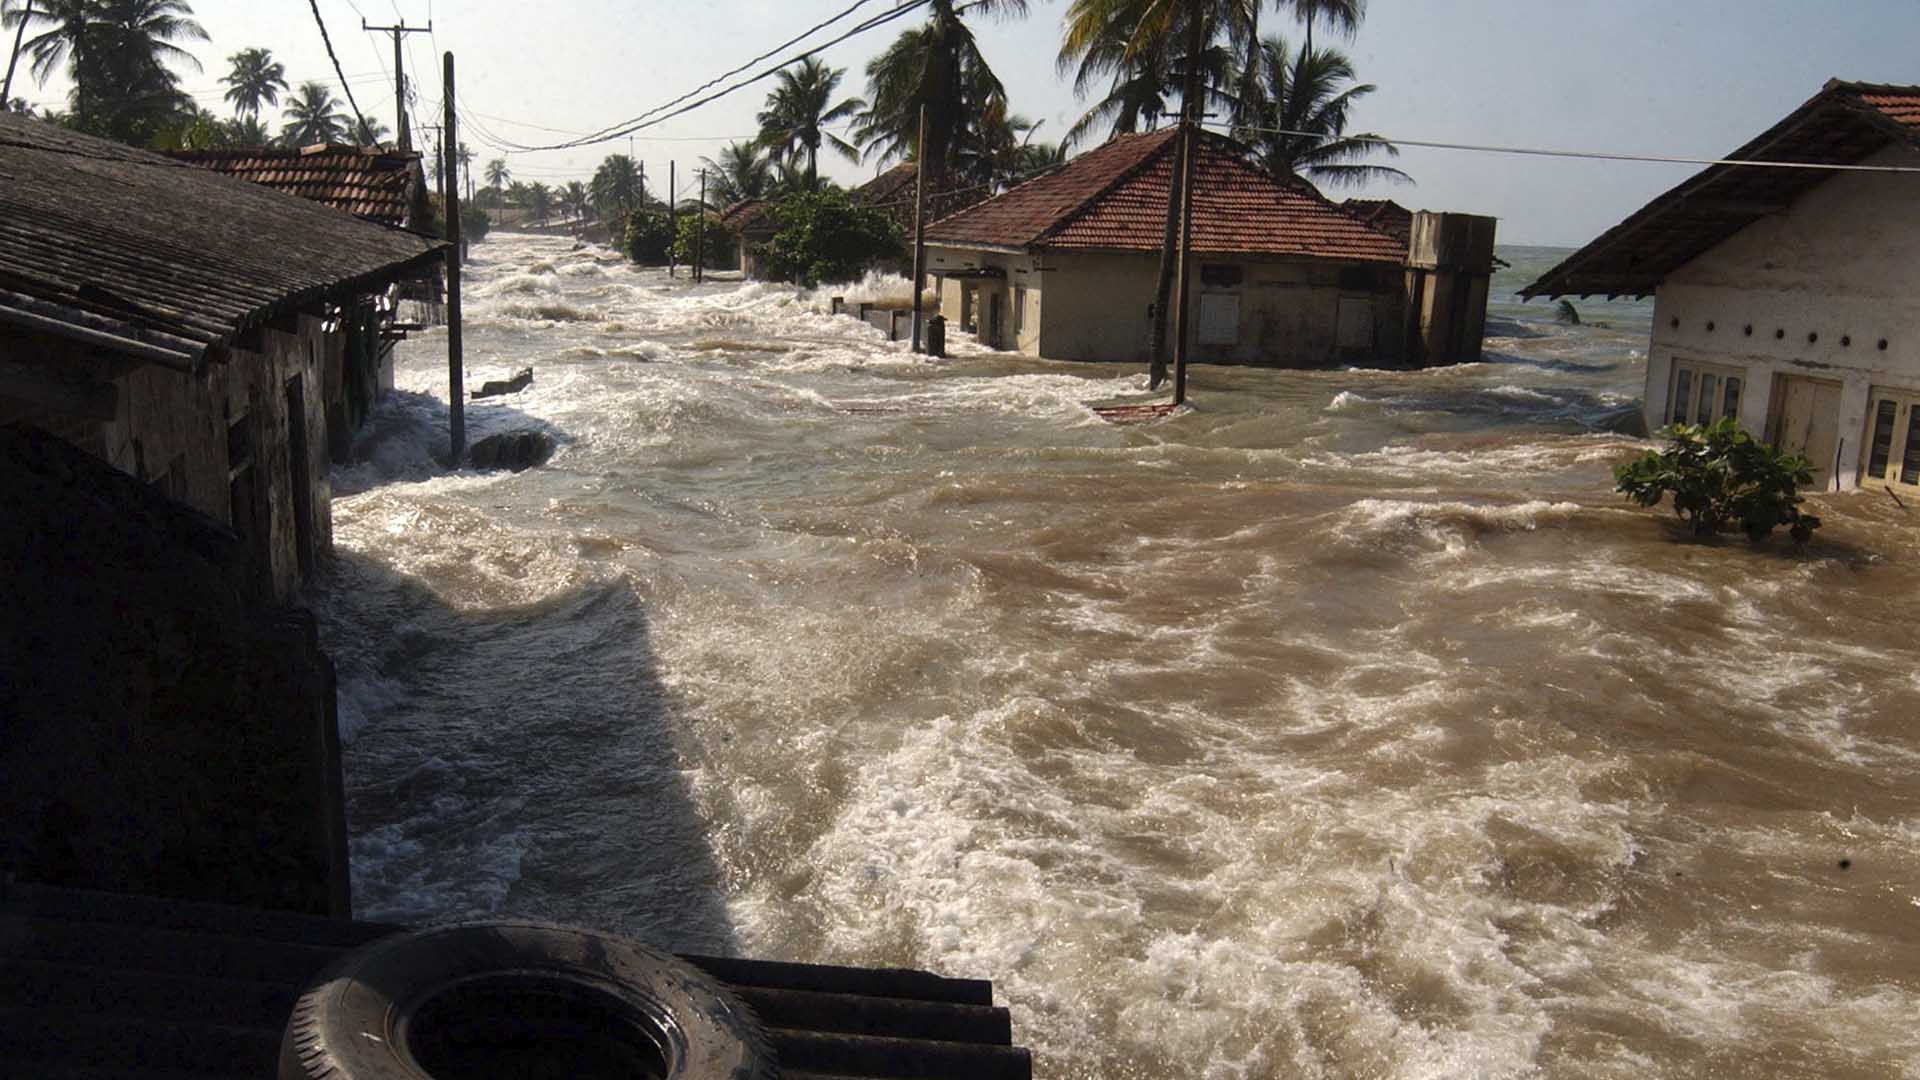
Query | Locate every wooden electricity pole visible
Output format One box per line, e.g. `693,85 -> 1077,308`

362,18 -> 430,150
1169,108 -> 1197,407
442,51 -> 464,465
910,103 -> 928,353
2,1 -> 32,106
668,160 -> 677,277
694,168 -> 706,283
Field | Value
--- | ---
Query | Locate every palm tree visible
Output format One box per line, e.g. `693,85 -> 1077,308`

700,140 -> 773,206
483,157 -> 511,195
352,112 -> 388,146
526,181 -> 552,222
1232,36 -> 1405,187
6,0 -> 208,145
1279,0 -> 1362,56
279,80 -> 345,145
852,0 -> 1027,179
456,141 -> 474,201
562,179 -> 589,221
1059,16 -> 1172,149
590,153 -> 642,218
756,57 -> 861,185
225,112 -> 268,145
220,46 -> 284,118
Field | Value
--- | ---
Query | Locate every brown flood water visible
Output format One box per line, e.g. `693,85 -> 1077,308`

319,236 -> 1920,1078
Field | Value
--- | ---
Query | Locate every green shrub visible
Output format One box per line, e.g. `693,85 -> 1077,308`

671,213 -> 736,270
1614,417 -> 1821,542
624,210 -> 673,264
758,189 -> 903,287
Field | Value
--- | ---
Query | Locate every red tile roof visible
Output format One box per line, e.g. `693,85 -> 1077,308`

1524,79 -> 1920,299
924,128 -> 1406,264
852,161 -> 992,233
717,197 -> 773,233
168,144 -> 425,228
1341,198 -> 1414,246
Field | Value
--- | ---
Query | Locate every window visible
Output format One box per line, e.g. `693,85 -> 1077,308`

1013,285 -> 1027,342
1668,361 -> 1744,426
1860,388 -> 1920,492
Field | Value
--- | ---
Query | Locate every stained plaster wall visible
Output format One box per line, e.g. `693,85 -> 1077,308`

928,245 -> 1405,366
1645,142 -> 1920,489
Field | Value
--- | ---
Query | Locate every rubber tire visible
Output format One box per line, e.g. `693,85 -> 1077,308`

279,921 -> 775,1080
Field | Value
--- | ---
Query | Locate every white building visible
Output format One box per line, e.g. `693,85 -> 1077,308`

1524,79 -> 1920,493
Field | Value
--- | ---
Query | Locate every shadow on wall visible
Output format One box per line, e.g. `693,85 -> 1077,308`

0,424 -> 347,916
316,548 -> 739,958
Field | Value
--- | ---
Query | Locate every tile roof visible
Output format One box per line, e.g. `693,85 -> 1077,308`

1341,197 -> 1414,246
718,197 -> 774,234
924,128 -> 1406,264
169,144 -> 426,228
0,115 -> 446,368
1523,79 -> 1920,299
852,161 -> 993,234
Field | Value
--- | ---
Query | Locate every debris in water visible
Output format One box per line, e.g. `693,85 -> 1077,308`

472,367 -> 534,400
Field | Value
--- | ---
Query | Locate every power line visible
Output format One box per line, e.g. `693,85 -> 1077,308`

307,0 -> 370,140
1224,123 -> 1920,174
498,0 -> 931,153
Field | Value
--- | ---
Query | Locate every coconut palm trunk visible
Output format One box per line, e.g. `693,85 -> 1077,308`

1148,7 -> 1206,389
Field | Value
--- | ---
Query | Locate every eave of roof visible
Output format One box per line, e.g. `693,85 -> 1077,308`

924,128 -> 1406,264
1521,79 -> 1920,299
169,145 -> 424,228
0,115 -> 447,369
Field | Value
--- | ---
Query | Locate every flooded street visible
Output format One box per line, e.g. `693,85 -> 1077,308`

316,233 -> 1920,1079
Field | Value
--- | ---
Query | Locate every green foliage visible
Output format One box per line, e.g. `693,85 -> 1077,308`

671,213 -> 737,270
757,189 -> 902,287
624,210 -> 673,265
1613,417 -> 1821,543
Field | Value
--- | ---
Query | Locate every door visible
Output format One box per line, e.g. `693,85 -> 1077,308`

285,374 -> 316,582
988,291 -> 1003,349
1197,293 -> 1240,346
1860,388 -> 1920,493
1336,296 -> 1373,351
1767,374 -> 1843,490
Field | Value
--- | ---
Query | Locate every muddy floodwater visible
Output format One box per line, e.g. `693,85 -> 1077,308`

316,234 -> 1920,1079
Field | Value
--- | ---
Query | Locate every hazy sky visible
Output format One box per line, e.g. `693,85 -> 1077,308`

11,0 -> 1916,245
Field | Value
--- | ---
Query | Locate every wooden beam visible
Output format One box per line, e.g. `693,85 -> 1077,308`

0,358 -> 119,420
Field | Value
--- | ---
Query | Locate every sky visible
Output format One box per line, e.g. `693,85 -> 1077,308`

8,0 -> 1916,245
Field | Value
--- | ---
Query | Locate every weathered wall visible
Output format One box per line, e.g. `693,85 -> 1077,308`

929,245 -> 1406,367
3,315 -> 340,599
1645,142 -> 1920,488
0,424 -> 349,916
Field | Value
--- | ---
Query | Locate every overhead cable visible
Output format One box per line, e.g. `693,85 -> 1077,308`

1226,123 -> 1920,173
307,0 -> 371,140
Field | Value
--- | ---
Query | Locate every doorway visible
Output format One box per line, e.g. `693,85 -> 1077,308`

285,374 -> 316,582
1766,374 -> 1844,490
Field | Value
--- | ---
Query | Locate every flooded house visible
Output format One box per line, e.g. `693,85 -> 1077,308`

717,196 -> 777,277
1523,79 -> 1920,492
920,127 -> 1495,367
168,142 -> 436,231
0,114 -> 446,599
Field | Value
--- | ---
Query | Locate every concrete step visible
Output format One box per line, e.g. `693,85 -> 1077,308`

770,1028 -> 1034,1080
732,984 -> 1011,1046
683,953 -> 994,1006
0,959 -> 298,1031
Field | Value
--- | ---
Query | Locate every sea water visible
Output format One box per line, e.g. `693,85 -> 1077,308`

316,235 -> 1920,1079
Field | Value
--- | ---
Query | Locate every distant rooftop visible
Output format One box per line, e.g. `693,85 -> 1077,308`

1522,79 -> 1920,299
925,127 -> 1406,264
168,143 -> 427,229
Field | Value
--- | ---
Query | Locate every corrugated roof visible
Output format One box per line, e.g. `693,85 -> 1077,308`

168,144 -> 425,228
1522,79 -> 1920,299
925,128 -> 1406,264
0,115 -> 446,368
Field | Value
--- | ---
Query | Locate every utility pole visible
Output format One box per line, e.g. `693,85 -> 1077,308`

2,1 -> 32,107
1168,96 -> 1203,406
694,168 -> 706,283
668,160 -> 677,277
910,103 -> 928,353
442,51 -> 465,465
362,18 -> 430,151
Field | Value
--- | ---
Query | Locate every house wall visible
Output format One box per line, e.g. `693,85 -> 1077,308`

928,245 -> 1406,366
1,313 -> 341,600
1645,143 -> 1920,490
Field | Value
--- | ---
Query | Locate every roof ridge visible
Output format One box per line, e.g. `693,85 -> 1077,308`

1027,127 -> 1180,249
